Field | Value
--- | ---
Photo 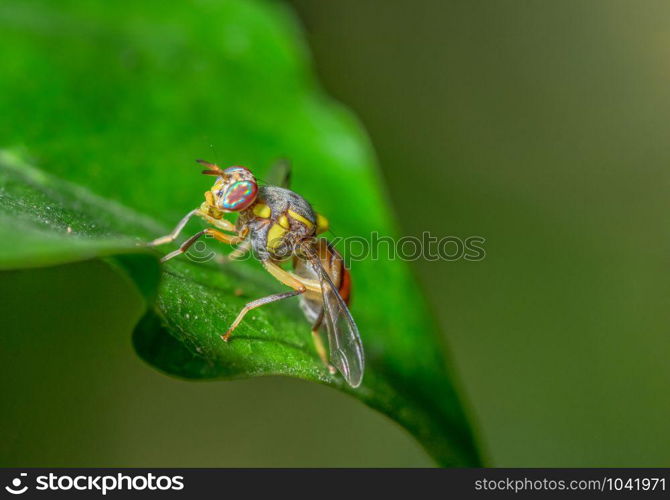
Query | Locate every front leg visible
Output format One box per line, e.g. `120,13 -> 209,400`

148,209 -> 199,247
195,210 -> 237,233
148,208 -> 237,248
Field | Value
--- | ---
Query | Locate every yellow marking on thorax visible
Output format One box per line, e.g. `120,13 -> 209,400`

278,214 -> 290,229
316,213 -> 329,234
253,203 -> 271,218
287,209 -> 314,230
266,222 -> 288,251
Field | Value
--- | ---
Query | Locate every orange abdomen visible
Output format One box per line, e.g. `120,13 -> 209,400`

339,266 -> 352,305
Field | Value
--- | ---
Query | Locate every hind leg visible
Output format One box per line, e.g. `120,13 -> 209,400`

222,289 -> 303,341
310,310 -> 336,374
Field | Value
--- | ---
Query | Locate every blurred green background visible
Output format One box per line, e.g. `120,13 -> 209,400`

290,0 -> 670,466
2,0 -> 669,467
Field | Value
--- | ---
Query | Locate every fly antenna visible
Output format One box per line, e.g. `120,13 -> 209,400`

196,159 -> 225,176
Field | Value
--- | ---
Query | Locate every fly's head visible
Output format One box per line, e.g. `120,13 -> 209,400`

198,159 -> 258,213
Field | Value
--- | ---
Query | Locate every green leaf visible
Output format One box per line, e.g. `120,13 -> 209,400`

0,0 -> 481,466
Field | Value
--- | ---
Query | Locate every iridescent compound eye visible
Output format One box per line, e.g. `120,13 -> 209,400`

220,180 -> 258,211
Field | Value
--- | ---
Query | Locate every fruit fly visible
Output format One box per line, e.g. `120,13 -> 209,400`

148,160 -> 364,388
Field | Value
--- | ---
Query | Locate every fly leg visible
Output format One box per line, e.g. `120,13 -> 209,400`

222,258 -> 319,341
216,239 -> 252,264
148,208 -> 237,247
261,260 -> 335,374
148,209 -> 199,247
160,228 -> 243,263
311,309 -> 336,374
196,210 -> 237,233
222,289 -> 304,342
262,260 -> 322,294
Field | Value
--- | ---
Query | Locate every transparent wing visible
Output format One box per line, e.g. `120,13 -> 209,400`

264,158 -> 292,189
308,252 -> 365,388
